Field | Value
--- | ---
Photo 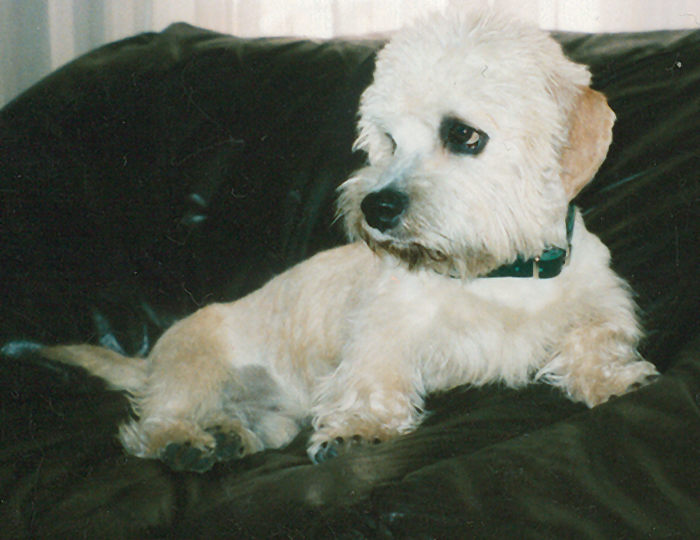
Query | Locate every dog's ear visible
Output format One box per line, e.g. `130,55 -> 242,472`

560,87 -> 616,200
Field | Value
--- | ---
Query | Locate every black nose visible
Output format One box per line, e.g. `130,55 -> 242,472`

360,188 -> 409,232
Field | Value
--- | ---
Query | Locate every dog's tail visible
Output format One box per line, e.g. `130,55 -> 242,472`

40,344 -> 148,393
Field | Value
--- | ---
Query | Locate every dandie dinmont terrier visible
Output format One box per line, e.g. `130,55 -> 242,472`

42,9 -> 658,471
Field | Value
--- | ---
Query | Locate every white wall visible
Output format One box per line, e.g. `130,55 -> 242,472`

1,0 -> 699,106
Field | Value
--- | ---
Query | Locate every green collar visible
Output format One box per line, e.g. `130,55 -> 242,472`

485,204 -> 575,279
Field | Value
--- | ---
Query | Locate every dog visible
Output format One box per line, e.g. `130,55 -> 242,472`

41,9 -> 659,471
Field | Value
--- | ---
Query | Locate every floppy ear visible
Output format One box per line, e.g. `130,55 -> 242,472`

560,87 -> 616,200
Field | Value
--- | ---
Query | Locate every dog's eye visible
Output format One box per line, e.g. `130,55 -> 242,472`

440,117 -> 488,155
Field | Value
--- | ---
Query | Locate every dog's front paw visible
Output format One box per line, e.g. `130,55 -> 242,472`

160,426 -> 247,472
541,352 -> 660,407
308,392 -> 422,463
309,433 -> 383,464
598,361 -> 660,403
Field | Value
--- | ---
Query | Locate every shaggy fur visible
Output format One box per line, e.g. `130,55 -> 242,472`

41,9 -> 658,471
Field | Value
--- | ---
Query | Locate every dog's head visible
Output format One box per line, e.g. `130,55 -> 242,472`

337,9 -> 615,278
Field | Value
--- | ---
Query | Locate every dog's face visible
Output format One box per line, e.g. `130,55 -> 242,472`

338,10 -> 614,278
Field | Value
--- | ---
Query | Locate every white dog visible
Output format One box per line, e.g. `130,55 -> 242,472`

42,9 -> 658,471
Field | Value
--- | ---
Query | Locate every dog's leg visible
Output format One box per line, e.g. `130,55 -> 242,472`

537,278 -> 659,406
116,244 -> 374,470
307,299 -> 426,463
309,359 -> 424,462
118,304 -> 304,471
538,324 -> 658,407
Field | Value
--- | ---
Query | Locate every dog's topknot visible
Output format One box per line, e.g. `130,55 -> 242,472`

376,8 -> 591,113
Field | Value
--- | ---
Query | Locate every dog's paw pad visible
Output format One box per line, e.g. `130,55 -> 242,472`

207,426 -> 246,460
161,442 -> 215,473
160,427 -> 247,472
311,435 -> 378,464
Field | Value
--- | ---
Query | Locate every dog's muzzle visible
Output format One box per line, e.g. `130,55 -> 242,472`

360,188 -> 409,232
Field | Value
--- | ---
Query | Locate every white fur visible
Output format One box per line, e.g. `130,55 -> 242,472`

43,8 -> 658,468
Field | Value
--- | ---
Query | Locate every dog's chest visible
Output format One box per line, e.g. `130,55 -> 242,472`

373,268 -> 564,326
366,269 -> 569,390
